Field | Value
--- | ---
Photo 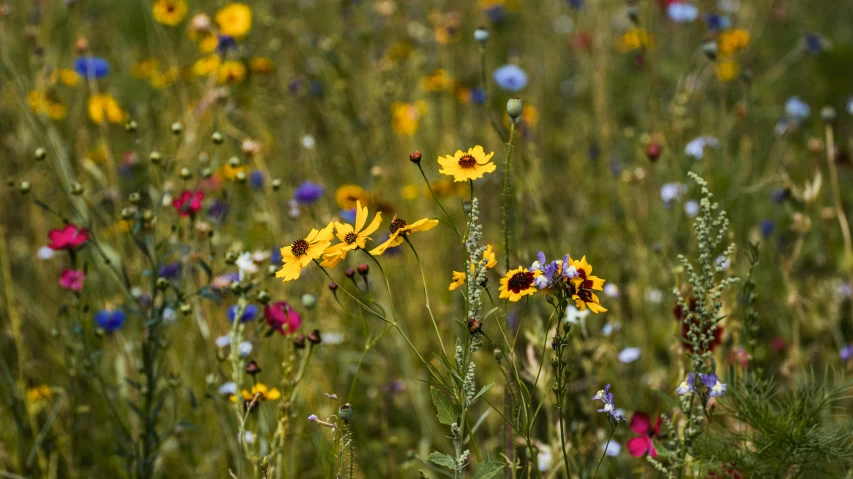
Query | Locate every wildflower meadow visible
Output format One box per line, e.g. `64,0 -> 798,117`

3,0 -> 853,478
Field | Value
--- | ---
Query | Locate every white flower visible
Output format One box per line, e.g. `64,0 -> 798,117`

603,283 -> 619,298
602,440 -> 622,457
236,252 -> 258,280
239,431 -> 255,444
563,265 -> 578,278
37,246 -> 55,260
685,200 -> 700,217
602,403 -> 614,413
162,308 -> 177,323
301,135 -> 316,149
601,322 -> 621,336
537,446 -> 553,472
215,335 -> 231,348
618,347 -> 641,364
322,332 -> 345,345
238,341 -> 253,357
645,288 -> 663,304
592,389 -> 606,401
219,382 -> 237,396
565,305 -> 589,325
715,255 -> 731,271
534,275 -> 549,289
661,183 -> 687,203
685,136 -> 720,159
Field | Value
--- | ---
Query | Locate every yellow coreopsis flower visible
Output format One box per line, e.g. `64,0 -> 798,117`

153,0 -> 188,26
449,244 -> 499,289
232,383 -> 282,402
369,216 -> 439,255
499,266 -> 541,302
58,69 -> 81,86
88,94 -> 126,124
438,145 -> 496,182
321,201 -> 383,268
276,223 -> 335,282
335,185 -> 370,210
199,33 -> 219,53
27,91 -> 67,120
718,29 -> 750,56
249,57 -> 275,74
217,61 -> 246,84
391,101 -> 427,136
192,55 -> 221,76
420,69 -> 453,92
132,59 -> 161,79
215,3 -> 252,38
617,28 -> 653,52
448,271 -> 467,291
568,256 -> 607,313
25,385 -> 52,402
715,60 -> 740,82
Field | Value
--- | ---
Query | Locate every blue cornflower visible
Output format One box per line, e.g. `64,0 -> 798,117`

805,33 -> 823,55
675,372 -> 695,395
786,96 -> 811,119
703,13 -> 730,31
227,304 -> 259,323
271,245 -> 283,265
159,262 -> 181,279
772,188 -> 790,204
841,345 -> 853,362
217,34 -> 238,54
486,6 -> 506,23
667,3 -> 699,22
310,80 -> 323,96
567,0 -> 584,9
493,64 -> 528,92
760,219 -> 775,239
470,87 -> 486,105
73,56 -> 110,79
293,181 -> 325,205
699,373 -> 726,397
208,200 -> 229,221
95,309 -> 127,333
249,170 -> 264,189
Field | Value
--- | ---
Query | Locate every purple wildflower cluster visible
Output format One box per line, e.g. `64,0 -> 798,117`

675,372 -> 726,398
592,384 -> 617,416
529,251 -> 577,289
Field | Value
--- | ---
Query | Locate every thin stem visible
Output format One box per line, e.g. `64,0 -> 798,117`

592,423 -> 617,479
418,163 -> 461,238
403,237 -> 447,357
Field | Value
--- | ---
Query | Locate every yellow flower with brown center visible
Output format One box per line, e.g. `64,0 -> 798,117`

321,201 -> 383,268
568,256 -> 607,313
249,57 -> 275,74
335,185 -> 370,209
88,94 -> 127,124
438,145 -> 496,182
153,0 -> 188,26
231,383 -> 282,403
276,223 -> 335,282
369,216 -> 439,256
215,3 -> 252,38
28,91 -> 67,120
420,69 -> 453,92
217,61 -> 246,84
192,54 -> 221,76
718,29 -> 750,56
449,244 -> 498,290
391,101 -> 427,136
499,266 -> 541,302
448,271 -> 467,291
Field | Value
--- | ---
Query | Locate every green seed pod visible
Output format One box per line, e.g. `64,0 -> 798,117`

236,171 -> 247,183
228,156 -> 240,168
156,277 -> 170,290
149,151 -> 162,164
271,179 -> 282,191
212,132 -> 224,144
301,293 -> 317,309
19,181 -> 31,194
506,97 -> 523,121
125,120 -> 138,132
474,27 -> 489,44
120,207 -> 135,220
702,40 -> 718,60
34,147 -> 47,161
179,168 -> 192,179
202,167 -> 213,179
128,192 -> 141,204
70,182 -> 84,196
170,122 -> 183,135
179,303 -> 192,315
256,290 -> 271,304
225,251 -> 238,264
338,403 -> 353,423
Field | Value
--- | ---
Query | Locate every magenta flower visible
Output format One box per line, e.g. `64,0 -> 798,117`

48,224 -> 89,251
171,190 -> 204,217
264,301 -> 302,335
59,268 -> 85,291
627,412 -> 661,457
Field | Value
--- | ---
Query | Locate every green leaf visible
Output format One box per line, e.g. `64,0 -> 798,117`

427,451 -> 456,469
652,388 -> 678,409
472,461 -> 505,479
430,387 -> 457,425
471,383 -> 494,404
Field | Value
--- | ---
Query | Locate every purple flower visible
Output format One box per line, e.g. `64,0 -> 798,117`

470,87 -> 486,105
308,414 -> 318,421
772,188 -> 790,204
699,373 -> 726,397
73,56 -> 110,79
95,309 -> 126,333
592,384 -> 617,415
760,219 -> 775,239
250,170 -> 264,189
676,373 -> 694,395
159,262 -> 181,279
668,3 -> 698,22
493,64 -> 528,92
293,181 -> 325,205
208,200 -> 229,221
271,245 -> 283,265
703,13 -> 730,31
217,34 -> 237,54
841,345 -> 853,362
227,304 -> 259,323
805,33 -> 823,55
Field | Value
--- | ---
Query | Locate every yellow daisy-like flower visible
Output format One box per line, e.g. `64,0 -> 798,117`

499,266 -> 541,302
369,216 -> 439,256
568,256 -> 607,314
215,3 -> 252,38
217,61 -> 246,84
617,28 -> 654,52
27,91 -> 67,120
276,223 -> 335,282
448,271 -> 467,291
718,29 -> 750,56
153,0 -> 188,26
231,383 -> 282,402
419,68 -> 453,92
26,385 -> 52,402
88,94 -> 127,124
449,244 -> 498,290
199,33 -> 219,53
438,145 -> 497,182
132,59 -> 160,79
249,57 -> 275,74
192,54 -> 221,76
58,69 -> 81,87
391,101 -> 427,136
335,185 -> 370,210
715,60 -> 740,82
321,201 -> 383,268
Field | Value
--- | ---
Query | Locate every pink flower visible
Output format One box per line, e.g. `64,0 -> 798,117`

264,301 -> 302,335
627,412 -> 661,457
59,269 -> 85,291
48,224 -> 89,251
171,190 -> 204,217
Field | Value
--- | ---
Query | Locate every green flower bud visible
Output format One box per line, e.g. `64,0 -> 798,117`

271,179 -> 282,191
338,403 -> 353,423
19,181 -> 31,194
507,97 -> 523,121
149,151 -> 162,164
225,251 -> 238,264
125,120 -> 138,132
228,156 -> 241,168
179,168 -> 192,179
34,148 -> 47,161
474,27 -> 489,44
170,122 -> 183,135
128,192 -> 141,204
702,40 -> 718,60
156,277 -> 170,290
212,132 -> 224,144
70,182 -> 84,196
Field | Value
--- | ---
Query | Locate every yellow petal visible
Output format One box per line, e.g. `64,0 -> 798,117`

354,200 -> 368,232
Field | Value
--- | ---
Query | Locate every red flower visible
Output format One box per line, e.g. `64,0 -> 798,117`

627,412 -> 661,457
171,190 -> 204,217
59,268 -> 85,291
263,301 -> 302,336
48,224 -> 89,251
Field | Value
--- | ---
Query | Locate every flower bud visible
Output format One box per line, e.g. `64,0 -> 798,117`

293,334 -> 306,349
128,192 -> 141,204
328,282 -> 338,292
142,210 -> 154,222
474,26 -> 489,44
646,142 -> 662,162
409,151 -> 422,164
179,303 -> 192,315
301,293 -> 317,309
212,132 -> 224,144
345,268 -> 355,278
228,156 -> 241,168
307,329 -> 322,344
267,265 -> 278,277
467,317 -> 482,335
34,148 -> 46,161
70,182 -> 84,196
821,106 -> 837,123
179,168 -> 192,179
170,122 -> 183,135
272,179 -> 282,191
18,181 -> 31,194
702,40 -> 718,60
149,151 -> 162,164
245,359 -> 261,376
229,281 -> 242,294
256,290 -> 271,304
507,97 -> 523,121
225,251 -> 238,264
156,277 -> 170,290
121,207 -> 135,220
202,167 -> 213,179
125,120 -> 138,132
357,264 -> 369,276
236,171 -> 247,183
338,403 -> 353,423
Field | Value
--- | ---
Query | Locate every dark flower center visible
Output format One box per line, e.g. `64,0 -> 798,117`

167,4 -> 176,12
507,271 -> 534,293
389,218 -> 407,234
458,154 -> 477,169
344,232 -> 358,244
576,289 -> 594,302
291,239 -> 309,257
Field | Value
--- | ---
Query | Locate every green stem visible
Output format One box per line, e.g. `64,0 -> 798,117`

418,163 -> 461,238
403,237 -> 446,357
592,423 -> 617,479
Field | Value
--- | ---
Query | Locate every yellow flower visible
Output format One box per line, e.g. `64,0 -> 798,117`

499,266 -> 541,302
192,54 -> 221,76
249,57 -> 275,74
335,185 -> 370,209
617,28 -> 653,52
448,271 -> 467,291
27,90 -> 67,120
321,201 -> 383,268
401,184 -> 420,200
132,59 -> 160,79
391,101 -> 427,136
59,69 -> 81,86
153,0 -> 188,26
568,256 -> 607,314
150,67 -> 181,89
438,145 -> 497,182
448,245 -> 497,290
217,61 -> 246,84
26,385 -> 52,402
215,3 -> 252,38
199,34 -> 219,53
232,383 -> 282,402
718,29 -> 750,56
369,216 -> 439,255
88,94 -> 126,124
276,223 -> 335,282
420,69 -> 453,92
715,60 -> 740,82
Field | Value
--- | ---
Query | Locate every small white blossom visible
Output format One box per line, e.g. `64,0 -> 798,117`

37,246 -> 55,260
215,335 -> 231,348
618,347 -> 641,364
